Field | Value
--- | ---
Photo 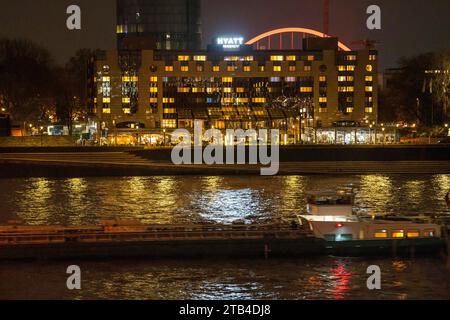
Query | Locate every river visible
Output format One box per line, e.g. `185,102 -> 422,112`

0,174 -> 449,299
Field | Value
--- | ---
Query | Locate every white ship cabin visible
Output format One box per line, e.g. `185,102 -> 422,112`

305,190 -> 354,217
299,191 -> 442,242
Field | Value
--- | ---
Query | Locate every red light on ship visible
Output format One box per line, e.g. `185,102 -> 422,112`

336,223 -> 344,228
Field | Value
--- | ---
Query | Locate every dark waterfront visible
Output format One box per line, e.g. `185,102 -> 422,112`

0,174 -> 449,299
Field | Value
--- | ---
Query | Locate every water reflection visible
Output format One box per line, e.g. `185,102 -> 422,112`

0,174 -> 449,226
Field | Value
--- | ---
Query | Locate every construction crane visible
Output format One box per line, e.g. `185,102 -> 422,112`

323,0 -> 330,36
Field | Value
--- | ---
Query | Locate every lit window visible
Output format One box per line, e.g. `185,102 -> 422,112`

163,97 -> 175,104
102,76 -> 110,82
365,107 -> 373,113
163,108 -> 177,114
307,55 -> 315,61
236,98 -> 249,103
259,66 -> 265,72
177,87 -> 190,93
227,66 -> 235,72
223,87 -> 232,93
224,56 -> 239,61
407,230 -> 420,238
131,76 -> 138,82
236,87 -> 245,93
213,66 -> 220,72
123,108 -> 131,114
181,66 -> 189,72
365,76 -> 373,82
338,76 -> 355,82
338,66 -> 346,71
192,87 -> 205,93
289,66 -> 296,72
162,119 -> 177,128
102,108 -> 111,114
196,65 -> 204,72
392,230 -> 405,238
374,230 -> 387,238
102,97 -> 111,103
319,76 -> 327,82
365,86 -> 373,92
304,65 -> 312,72
347,65 -> 355,71
369,55 -> 377,61
149,87 -> 158,93
252,97 -> 266,103
366,65 -> 373,72
273,66 -> 281,72
424,229 -> 435,237
286,55 -> 296,61
300,87 -> 313,93
178,55 -> 190,61
346,107 -> 354,113
122,76 -> 130,82
193,55 -> 206,61
270,56 -> 284,61
150,76 -> 158,82
345,55 -> 357,61
122,97 -> 130,103
319,97 -> 327,103
222,77 -> 233,83
149,98 -> 158,103
285,77 -> 296,82
243,66 -> 251,72
338,87 -> 354,92
165,66 -> 174,72
319,108 -> 328,113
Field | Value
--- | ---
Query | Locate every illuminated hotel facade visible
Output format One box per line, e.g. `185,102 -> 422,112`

90,37 -> 384,145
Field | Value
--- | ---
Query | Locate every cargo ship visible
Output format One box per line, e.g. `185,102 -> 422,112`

0,190 -> 447,260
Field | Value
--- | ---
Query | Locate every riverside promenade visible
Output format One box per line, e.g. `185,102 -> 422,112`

0,145 -> 449,177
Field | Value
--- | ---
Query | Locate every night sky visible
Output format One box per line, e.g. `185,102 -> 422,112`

0,0 -> 448,68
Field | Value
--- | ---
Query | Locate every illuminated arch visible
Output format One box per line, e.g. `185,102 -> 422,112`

246,27 -> 352,51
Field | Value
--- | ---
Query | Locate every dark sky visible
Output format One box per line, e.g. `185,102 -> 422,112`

0,0 -> 448,68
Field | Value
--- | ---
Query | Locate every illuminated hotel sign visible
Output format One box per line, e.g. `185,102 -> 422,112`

216,37 -> 245,49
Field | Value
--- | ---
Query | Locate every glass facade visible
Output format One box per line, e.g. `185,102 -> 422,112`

116,0 -> 202,50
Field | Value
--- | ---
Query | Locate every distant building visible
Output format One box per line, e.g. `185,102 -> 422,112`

89,37 -> 385,145
116,0 -> 202,50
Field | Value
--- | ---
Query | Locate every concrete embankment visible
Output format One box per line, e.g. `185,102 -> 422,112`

0,145 -> 449,177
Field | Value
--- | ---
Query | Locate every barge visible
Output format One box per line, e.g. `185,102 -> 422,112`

0,221 -> 324,260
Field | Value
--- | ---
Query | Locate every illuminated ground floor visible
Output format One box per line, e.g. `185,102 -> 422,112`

100,126 -> 399,146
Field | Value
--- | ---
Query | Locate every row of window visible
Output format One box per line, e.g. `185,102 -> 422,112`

373,229 -> 436,238
164,65 -> 315,73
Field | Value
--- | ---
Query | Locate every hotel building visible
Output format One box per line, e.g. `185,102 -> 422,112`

89,37 -> 383,145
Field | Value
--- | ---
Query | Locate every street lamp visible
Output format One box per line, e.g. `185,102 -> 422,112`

39,126 -> 44,147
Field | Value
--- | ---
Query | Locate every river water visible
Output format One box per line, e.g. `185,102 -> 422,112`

0,175 -> 449,299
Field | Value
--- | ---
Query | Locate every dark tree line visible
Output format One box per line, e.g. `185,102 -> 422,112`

379,50 -> 450,127
0,37 -> 97,134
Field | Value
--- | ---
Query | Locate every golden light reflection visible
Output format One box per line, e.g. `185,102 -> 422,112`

359,175 -> 393,214
17,178 -> 52,225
